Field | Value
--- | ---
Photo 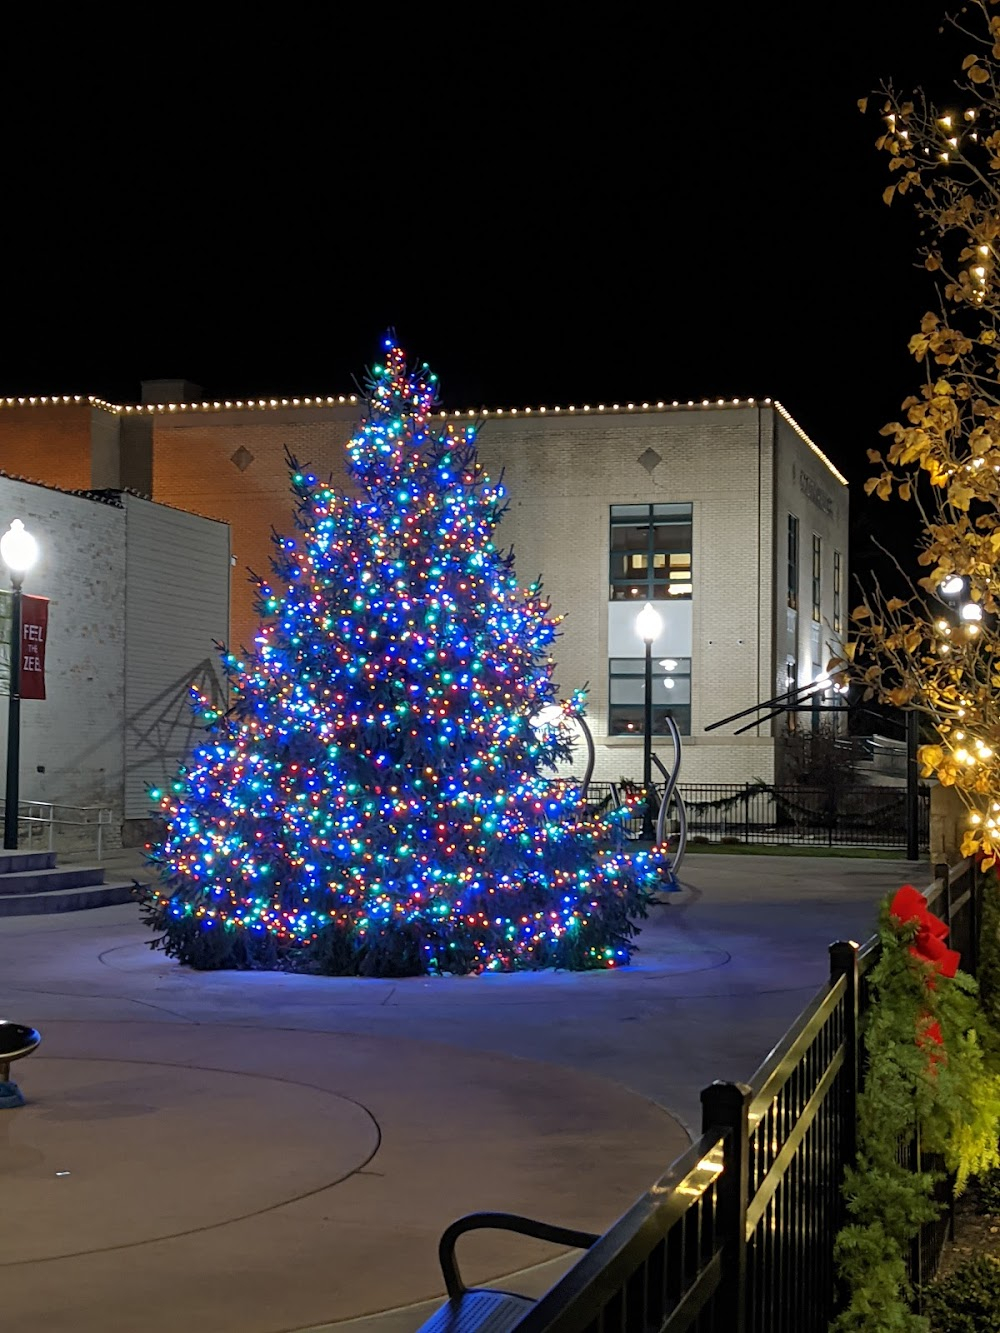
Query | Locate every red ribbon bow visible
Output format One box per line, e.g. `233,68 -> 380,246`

889,885 -> 961,1064
889,885 -> 960,980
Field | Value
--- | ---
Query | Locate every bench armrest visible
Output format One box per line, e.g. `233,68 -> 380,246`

438,1211 -> 599,1299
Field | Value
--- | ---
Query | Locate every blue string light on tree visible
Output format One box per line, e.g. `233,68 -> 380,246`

143,335 -> 667,976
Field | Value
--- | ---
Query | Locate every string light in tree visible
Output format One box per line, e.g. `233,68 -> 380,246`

145,335 -> 667,976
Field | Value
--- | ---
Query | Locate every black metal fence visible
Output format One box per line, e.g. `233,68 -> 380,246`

581,780 -> 930,851
508,858 -> 982,1332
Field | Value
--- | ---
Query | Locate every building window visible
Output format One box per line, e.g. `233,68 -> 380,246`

608,656 -> 691,735
610,504 -> 692,601
833,550 -> 843,635
787,515 -> 799,610
811,534 -> 822,622
786,658 -> 798,733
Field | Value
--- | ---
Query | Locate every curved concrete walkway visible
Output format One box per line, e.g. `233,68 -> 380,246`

0,851 -> 923,1331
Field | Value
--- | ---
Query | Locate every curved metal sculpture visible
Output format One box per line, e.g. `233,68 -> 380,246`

652,714 -> 687,879
531,705 -> 595,803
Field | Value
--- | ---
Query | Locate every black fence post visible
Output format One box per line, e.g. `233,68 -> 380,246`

701,1080 -> 752,1333
829,941 -> 860,1173
906,709 -> 920,860
933,862 -> 951,939
912,1119 -> 925,1307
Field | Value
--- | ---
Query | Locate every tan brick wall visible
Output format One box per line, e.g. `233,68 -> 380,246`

0,404 -> 94,492
151,407 -> 357,650
0,397 -> 846,786
476,406 -> 778,783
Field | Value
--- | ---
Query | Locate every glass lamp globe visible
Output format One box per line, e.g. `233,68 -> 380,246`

530,703 -> 565,730
636,601 -> 662,643
0,520 -> 37,575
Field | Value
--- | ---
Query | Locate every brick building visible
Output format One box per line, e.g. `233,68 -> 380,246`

0,383 -> 847,785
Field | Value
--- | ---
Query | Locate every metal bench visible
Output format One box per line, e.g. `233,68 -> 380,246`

416,1212 -> 599,1333
0,1018 -> 41,1109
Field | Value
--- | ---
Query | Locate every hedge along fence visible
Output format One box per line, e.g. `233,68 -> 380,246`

832,864 -> 1000,1331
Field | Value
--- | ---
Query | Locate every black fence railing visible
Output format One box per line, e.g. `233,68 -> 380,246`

497,858 -> 982,1333
579,780 -> 930,851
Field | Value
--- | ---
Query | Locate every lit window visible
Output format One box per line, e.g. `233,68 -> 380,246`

787,515 -> 799,610
833,550 -> 843,635
610,504 -> 693,601
812,534 -> 822,623
608,657 -> 691,735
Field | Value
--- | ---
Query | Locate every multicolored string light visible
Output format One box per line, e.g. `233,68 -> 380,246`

147,336 -> 664,975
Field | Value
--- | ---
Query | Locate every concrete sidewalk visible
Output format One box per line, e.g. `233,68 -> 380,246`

0,851 -> 926,1332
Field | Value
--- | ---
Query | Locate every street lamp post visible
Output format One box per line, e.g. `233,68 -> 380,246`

636,601 -> 662,841
1,520 -> 38,851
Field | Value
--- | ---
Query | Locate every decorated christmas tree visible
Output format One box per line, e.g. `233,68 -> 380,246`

144,336 -> 665,976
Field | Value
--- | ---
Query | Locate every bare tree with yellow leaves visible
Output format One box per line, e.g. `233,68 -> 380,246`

852,0 -> 1000,864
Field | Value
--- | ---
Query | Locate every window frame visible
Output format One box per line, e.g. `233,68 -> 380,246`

787,514 -> 799,611
811,533 -> 822,623
609,503 -> 693,602
833,549 -> 842,636
608,655 -> 692,736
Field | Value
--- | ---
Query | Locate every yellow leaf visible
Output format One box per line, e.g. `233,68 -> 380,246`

858,97 -> 869,114
970,65 -> 991,84
961,831 -> 981,858
899,481 -> 912,501
883,184 -> 896,206
851,605 -> 871,620
886,597 -> 907,612
963,54 -> 980,70
843,641 -> 859,662
864,477 -> 880,496
925,254 -> 941,271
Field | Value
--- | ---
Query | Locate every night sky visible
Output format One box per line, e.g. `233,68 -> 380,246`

0,4 -> 963,532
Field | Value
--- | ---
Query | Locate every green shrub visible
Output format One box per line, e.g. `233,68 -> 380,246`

973,1165 -> 1000,1215
922,1256 -> 1000,1332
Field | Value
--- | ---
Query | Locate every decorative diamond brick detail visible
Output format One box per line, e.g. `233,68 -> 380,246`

230,446 -> 255,472
637,447 -> 662,474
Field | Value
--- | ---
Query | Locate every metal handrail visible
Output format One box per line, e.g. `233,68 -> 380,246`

0,798 -> 113,860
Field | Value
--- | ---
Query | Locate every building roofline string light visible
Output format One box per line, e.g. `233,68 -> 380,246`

0,392 -> 848,486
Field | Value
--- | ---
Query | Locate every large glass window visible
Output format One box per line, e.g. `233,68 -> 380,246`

787,514 -> 799,610
812,534 -> 822,622
610,503 -> 692,601
833,550 -> 843,635
608,656 -> 691,735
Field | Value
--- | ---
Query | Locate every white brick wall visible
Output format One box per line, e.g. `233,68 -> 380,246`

0,478 -> 126,839
0,476 -> 230,849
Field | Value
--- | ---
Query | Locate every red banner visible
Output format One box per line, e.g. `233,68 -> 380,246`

19,595 -> 48,700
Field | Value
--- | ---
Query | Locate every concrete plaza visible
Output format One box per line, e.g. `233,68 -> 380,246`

0,850 -> 924,1332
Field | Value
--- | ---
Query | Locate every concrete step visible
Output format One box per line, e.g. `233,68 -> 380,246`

0,866 -> 106,896
0,881 -> 137,917
0,850 -> 57,875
